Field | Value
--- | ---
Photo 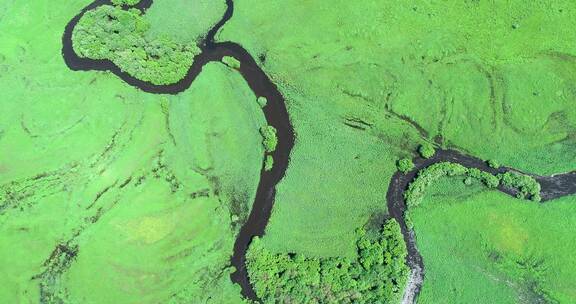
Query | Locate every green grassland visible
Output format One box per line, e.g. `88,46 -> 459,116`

144,0 -> 226,44
219,0 -> 576,260
0,0 -> 264,302
2,0 -> 576,302
411,178 -> 576,303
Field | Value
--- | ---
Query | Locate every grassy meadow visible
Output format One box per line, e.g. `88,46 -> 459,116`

411,178 -> 576,303
144,0 -> 226,44
0,1 -> 264,302
219,0 -> 576,259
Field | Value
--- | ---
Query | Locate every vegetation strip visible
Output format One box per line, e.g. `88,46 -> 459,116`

387,148 -> 576,304
62,0 -> 294,301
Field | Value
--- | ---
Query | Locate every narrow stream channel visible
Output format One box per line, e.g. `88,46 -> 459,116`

62,1 -> 576,303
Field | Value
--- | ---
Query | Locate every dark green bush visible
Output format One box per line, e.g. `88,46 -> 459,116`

467,168 -> 500,188
259,126 -> 278,153
257,96 -> 268,108
405,162 -> 538,207
487,159 -> 500,169
418,143 -> 435,159
222,56 -> 241,69
264,155 -> 274,171
72,5 -> 199,85
405,162 -> 467,207
246,219 -> 409,304
397,158 -> 414,173
497,172 -> 541,201
111,0 -> 140,5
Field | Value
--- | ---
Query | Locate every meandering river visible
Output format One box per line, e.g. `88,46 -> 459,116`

62,1 -> 576,303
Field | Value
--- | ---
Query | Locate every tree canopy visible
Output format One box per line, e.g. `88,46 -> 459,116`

246,219 -> 409,304
72,5 -> 199,85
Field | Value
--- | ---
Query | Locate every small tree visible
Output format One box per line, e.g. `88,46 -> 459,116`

222,56 -> 241,69
260,126 -> 278,153
264,155 -> 274,171
487,159 -> 500,169
418,143 -> 435,159
397,158 -> 414,173
257,96 -> 268,108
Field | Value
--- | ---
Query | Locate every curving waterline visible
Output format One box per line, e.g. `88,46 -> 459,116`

387,149 -> 576,304
60,1 -> 576,303
61,0 -> 294,301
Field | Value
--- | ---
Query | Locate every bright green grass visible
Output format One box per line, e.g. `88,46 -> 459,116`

218,0 -> 576,261
144,0 -> 226,44
0,1 -> 264,302
411,178 -> 576,303
262,107 -> 413,257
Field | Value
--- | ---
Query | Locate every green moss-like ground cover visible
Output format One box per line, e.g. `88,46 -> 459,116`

411,178 -> 576,303
0,1 -> 263,302
143,0 -> 226,44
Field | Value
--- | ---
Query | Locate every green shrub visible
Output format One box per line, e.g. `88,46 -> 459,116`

497,172 -> 541,201
72,5 -> 199,85
418,143 -> 435,159
405,162 -> 467,207
467,168 -> 500,188
480,173 -> 500,188
111,0 -> 140,5
246,219 -> 409,304
397,158 -> 414,173
259,126 -> 278,153
222,56 -> 241,69
257,96 -> 268,108
405,162 -> 539,208
487,159 -> 500,169
264,155 -> 274,171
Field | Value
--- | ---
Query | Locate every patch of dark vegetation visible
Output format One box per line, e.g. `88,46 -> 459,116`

343,117 -> 373,131
383,103 -> 429,139
403,162 -> 539,208
86,180 -> 118,209
0,166 -> 78,215
259,125 -> 278,153
364,211 -> 390,237
33,243 -> 78,304
418,142 -> 435,159
498,172 -> 541,201
119,176 -> 132,188
151,150 -> 182,193
190,188 -> 210,199
246,219 -> 409,303
229,190 -> 249,229
397,158 -> 415,173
